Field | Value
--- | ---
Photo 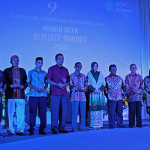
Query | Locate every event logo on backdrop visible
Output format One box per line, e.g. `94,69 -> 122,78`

105,0 -> 137,15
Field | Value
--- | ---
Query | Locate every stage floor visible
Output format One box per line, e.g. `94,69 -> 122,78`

0,120 -> 150,150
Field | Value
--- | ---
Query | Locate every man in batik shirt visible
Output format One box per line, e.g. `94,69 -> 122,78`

144,69 -> 150,120
125,64 -> 144,128
4,55 -> 27,135
70,62 -> 88,131
105,64 -> 124,129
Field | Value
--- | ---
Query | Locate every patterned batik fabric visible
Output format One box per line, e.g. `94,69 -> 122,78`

89,92 -> 106,111
144,77 -> 150,106
144,76 -> 150,91
125,73 -> 144,102
12,68 -> 21,99
70,73 -> 87,102
90,111 -> 103,128
147,93 -> 150,106
105,75 -> 123,101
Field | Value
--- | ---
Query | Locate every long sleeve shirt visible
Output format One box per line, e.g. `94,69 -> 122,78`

70,72 -> 87,102
105,74 -> 124,101
125,73 -> 144,102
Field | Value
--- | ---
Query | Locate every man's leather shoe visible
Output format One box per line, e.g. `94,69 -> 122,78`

52,129 -> 58,134
117,125 -> 125,128
136,125 -> 142,128
59,130 -> 68,133
28,128 -> 34,135
8,131 -> 14,136
39,130 -> 47,135
72,129 -> 77,132
79,128 -> 86,131
16,132 -> 24,136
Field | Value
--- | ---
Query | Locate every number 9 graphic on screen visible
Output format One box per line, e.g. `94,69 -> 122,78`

48,2 -> 57,14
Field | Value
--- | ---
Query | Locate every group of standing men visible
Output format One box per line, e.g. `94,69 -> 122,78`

0,53 -> 150,136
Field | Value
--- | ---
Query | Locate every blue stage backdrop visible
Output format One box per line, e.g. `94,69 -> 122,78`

0,0 -> 140,78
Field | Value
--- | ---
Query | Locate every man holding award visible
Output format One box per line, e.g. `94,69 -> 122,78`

125,64 -> 144,128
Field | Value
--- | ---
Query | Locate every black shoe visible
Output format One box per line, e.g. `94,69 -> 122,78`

52,129 -> 58,134
117,125 -> 125,128
39,130 -> 47,135
72,129 -> 77,132
129,126 -> 134,128
79,128 -> 86,131
109,126 -> 114,129
29,131 -> 34,135
28,125 -> 34,133
129,123 -> 135,128
136,125 -> 142,128
28,128 -> 34,135
16,132 -> 24,136
59,130 -> 68,133
8,131 -> 14,136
